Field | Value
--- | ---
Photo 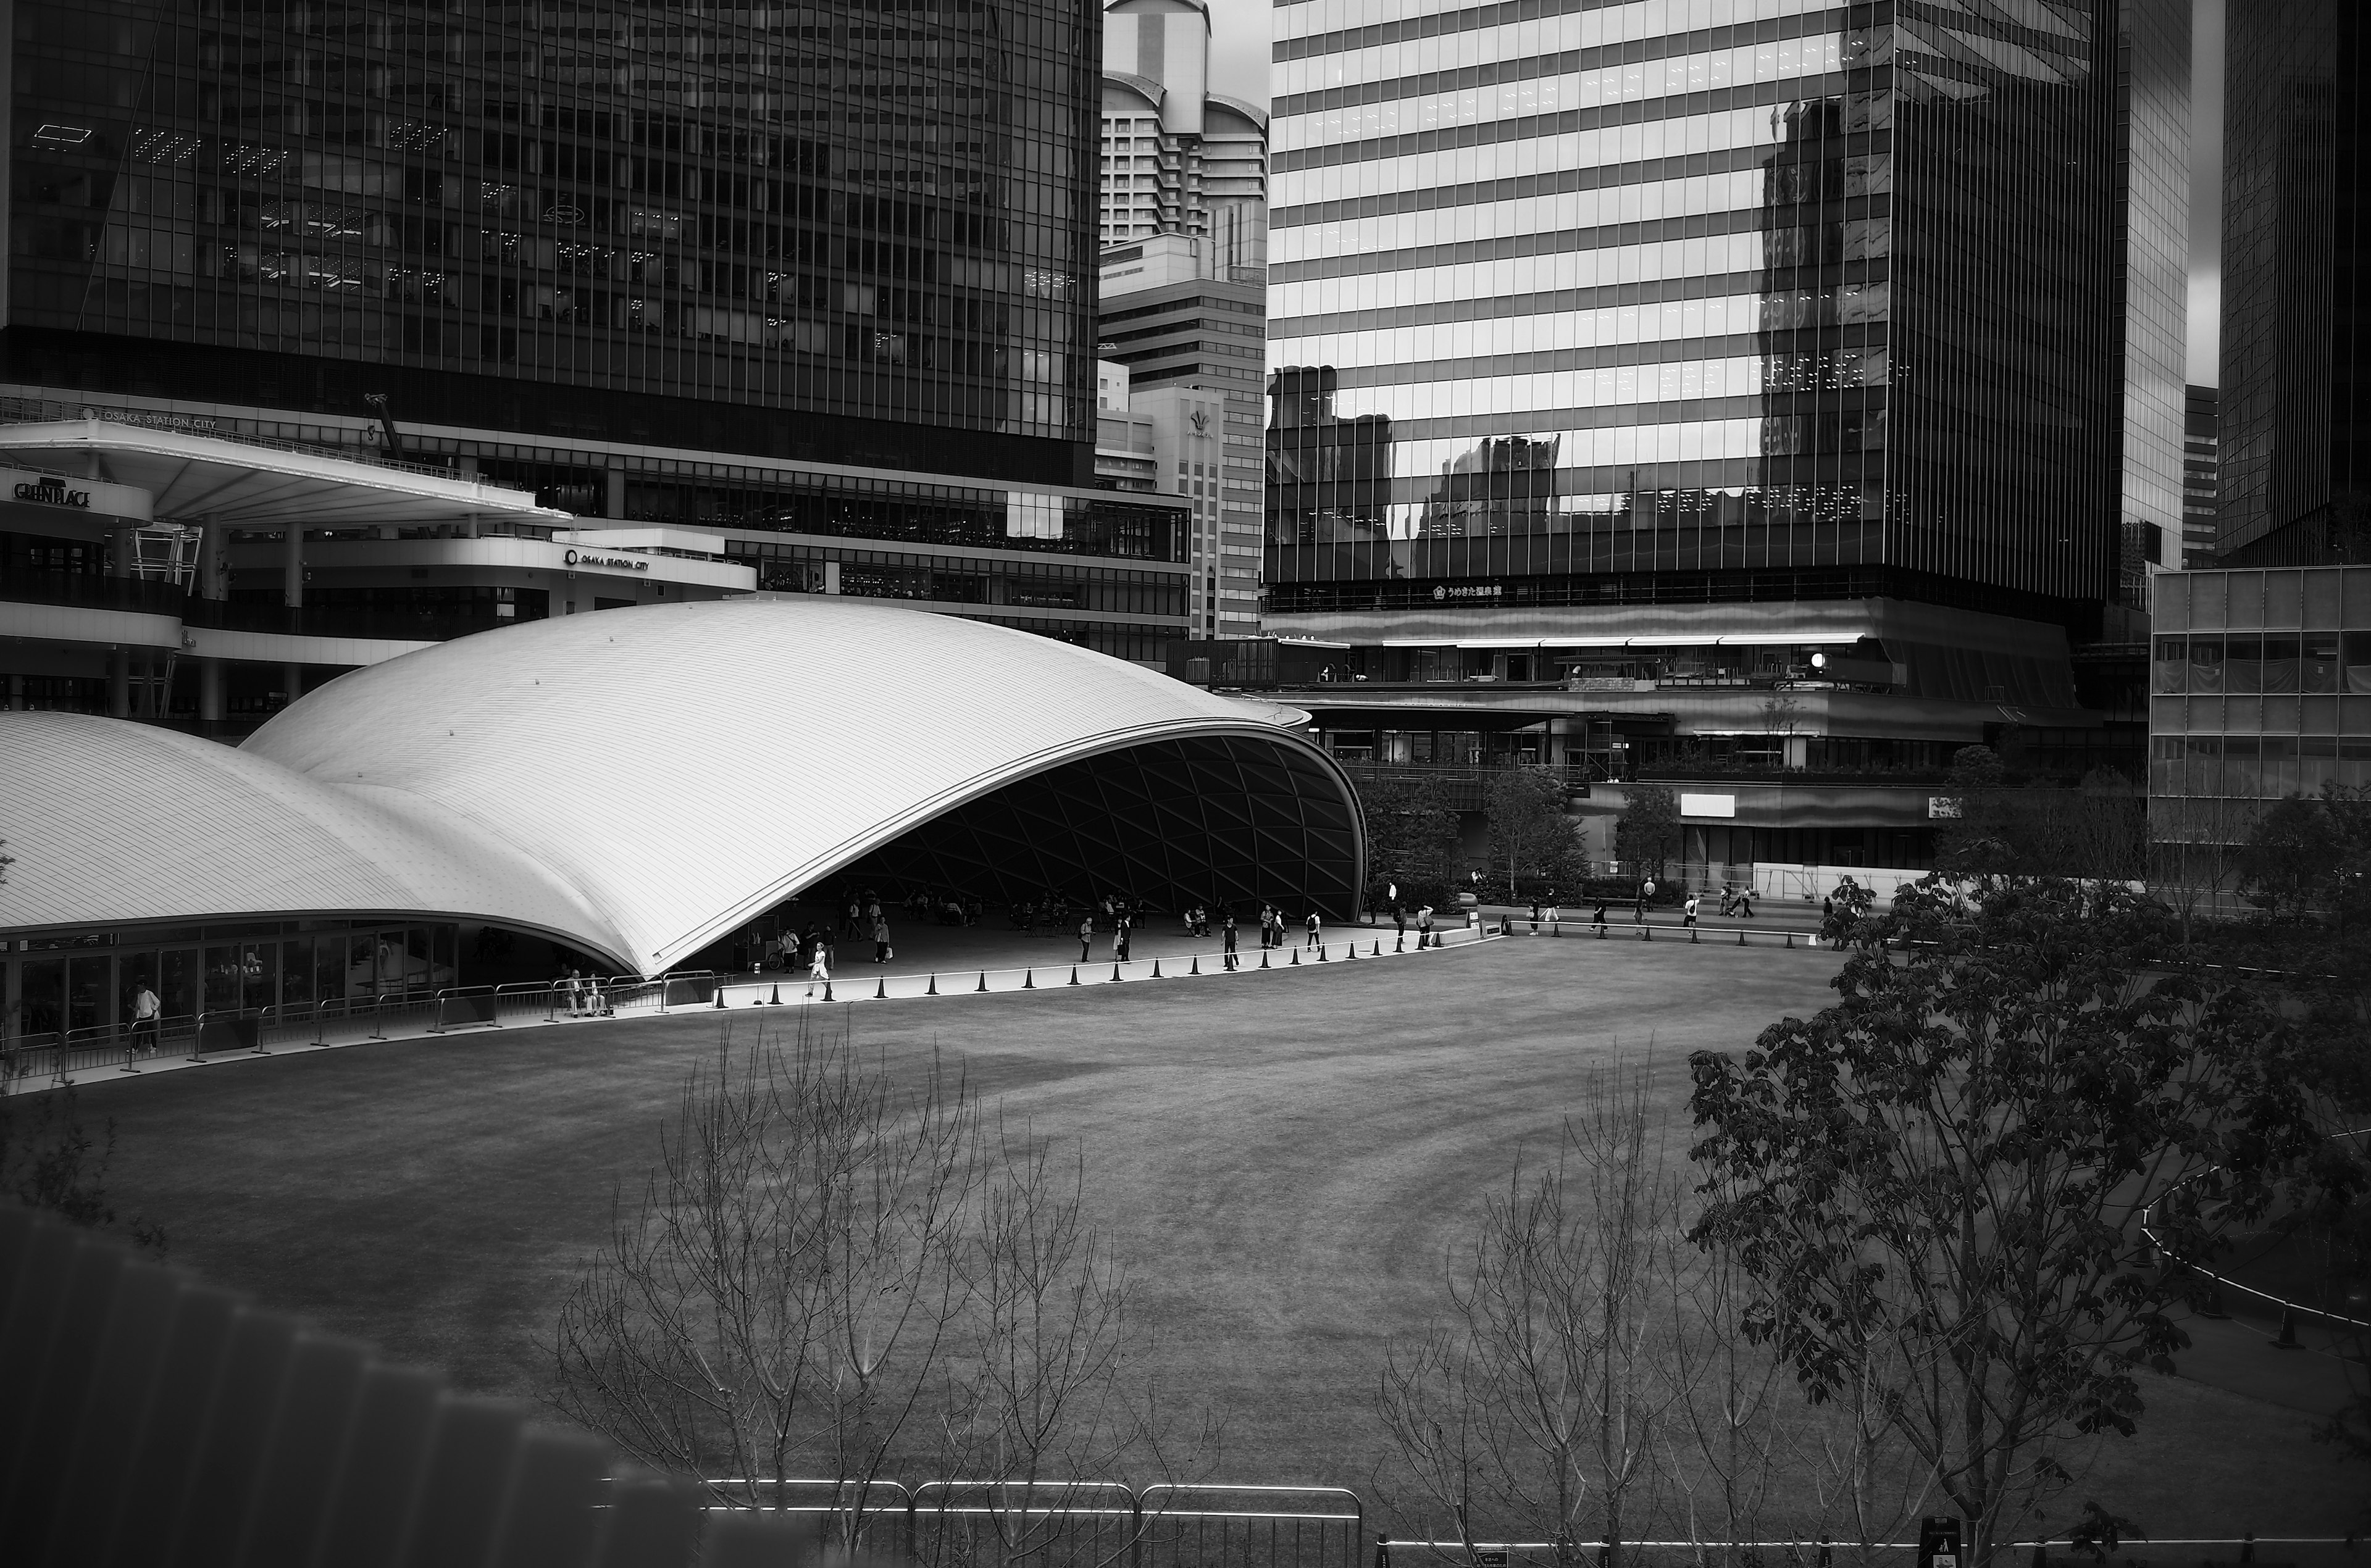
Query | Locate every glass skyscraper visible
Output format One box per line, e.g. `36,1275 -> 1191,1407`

1264,0 -> 2188,630
0,0 -> 1194,670
2215,0 -> 2370,566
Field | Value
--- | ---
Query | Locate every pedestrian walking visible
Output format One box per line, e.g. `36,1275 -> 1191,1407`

1633,883 -> 1647,924
1529,892 -> 1542,931
843,896 -> 861,939
1592,899 -> 1608,933
1392,903 -> 1407,937
1821,893 -> 1834,921
1078,914 -> 1095,964
127,980 -> 161,1056
1114,912 -> 1132,963
872,914 -> 892,964
1222,911 -> 1240,969
1739,889 -> 1755,919
1683,894 -> 1699,929
807,934 -> 832,997
1305,909 -> 1322,949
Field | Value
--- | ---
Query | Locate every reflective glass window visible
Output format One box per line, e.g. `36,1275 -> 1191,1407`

2189,636 -> 2224,693
2152,635 -> 2187,693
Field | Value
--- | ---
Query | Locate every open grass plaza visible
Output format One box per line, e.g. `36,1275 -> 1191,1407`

23,927 -> 2368,1561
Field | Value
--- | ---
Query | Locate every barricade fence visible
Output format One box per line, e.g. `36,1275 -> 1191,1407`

3,1210 -> 2351,1568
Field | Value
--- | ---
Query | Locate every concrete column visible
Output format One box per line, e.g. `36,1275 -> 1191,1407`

462,511 -> 479,540
107,649 -> 129,717
604,467 -> 626,519
282,664 -> 304,707
198,659 -> 224,727
7,674 -> 23,711
283,526 -> 304,607
195,517 -> 224,599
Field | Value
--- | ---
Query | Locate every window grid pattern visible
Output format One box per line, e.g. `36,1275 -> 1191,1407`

1263,0 -> 2171,619
8,0 -> 1100,452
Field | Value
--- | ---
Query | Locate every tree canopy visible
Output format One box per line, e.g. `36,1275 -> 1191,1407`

1359,771 -> 1464,909
1614,784 -> 1680,882
1687,877 -> 2361,1567
1484,767 -> 1582,893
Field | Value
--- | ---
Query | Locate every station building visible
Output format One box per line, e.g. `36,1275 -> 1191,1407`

0,598 -> 1365,1050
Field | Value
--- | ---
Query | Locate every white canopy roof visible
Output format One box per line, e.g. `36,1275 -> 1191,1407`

2,599 -> 1362,974
0,419 -> 574,528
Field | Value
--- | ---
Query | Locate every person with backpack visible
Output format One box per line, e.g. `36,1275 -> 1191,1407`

1683,893 -> 1699,929
1305,909 -> 1322,949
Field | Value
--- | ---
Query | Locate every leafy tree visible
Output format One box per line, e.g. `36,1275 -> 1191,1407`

1485,767 -> 1581,895
1360,772 -> 1463,910
1614,784 -> 1681,883
1687,877 -> 2361,1568
1934,748 -> 2143,882
0,1085 -> 167,1253
2238,793 -> 2328,921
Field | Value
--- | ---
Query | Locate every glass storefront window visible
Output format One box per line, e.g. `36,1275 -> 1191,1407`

204,944 -> 241,1013
2225,635 -> 2262,693
239,943 -> 277,1013
162,948 -> 197,1021
2346,632 -> 2371,695
281,939 -> 314,1011
2193,573 -> 2228,628
2345,738 -> 2371,789
2304,633 -> 2341,693
2222,735 -> 2260,798
2189,635 -> 2224,693
2155,572 -> 2191,630
316,939 -> 348,1005
67,954 -> 109,1033
2225,572 -> 2264,628
19,957 -> 63,1041
2152,636 -> 2187,693
2266,570 -> 2303,627
2262,735 -> 2299,798
2150,735 -> 2183,796
2346,569 -> 2371,628
2262,635 -> 2301,693
2301,735 -> 2338,791
2307,569 -> 2343,627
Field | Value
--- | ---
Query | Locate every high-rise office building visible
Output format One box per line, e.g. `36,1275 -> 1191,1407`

1,0 -> 1190,727
1095,1 -> 1265,638
1239,0 -> 2188,879
1100,233 -> 1265,634
2215,0 -> 2371,565
1098,0 -> 1268,267
1268,0 -> 2184,628
2184,384 -> 2220,567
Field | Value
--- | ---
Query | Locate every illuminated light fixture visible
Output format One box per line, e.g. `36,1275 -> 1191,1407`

32,123 -> 93,148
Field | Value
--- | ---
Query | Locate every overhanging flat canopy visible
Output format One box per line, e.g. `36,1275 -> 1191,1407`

0,419 -> 574,528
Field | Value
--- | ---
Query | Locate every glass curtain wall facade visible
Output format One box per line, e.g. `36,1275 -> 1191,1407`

2147,566 -> 2371,888
2114,0 -> 2188,604
2215,0 -> 2371,565
1266,0 -> 2180,626
2,0 -> 1099,483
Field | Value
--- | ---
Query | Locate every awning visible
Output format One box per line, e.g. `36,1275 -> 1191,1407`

0,419 -> 575,528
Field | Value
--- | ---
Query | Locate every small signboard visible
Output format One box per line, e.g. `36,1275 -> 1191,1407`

1474,1552 -> 1508,1568
1918,1517 -> 1964,1568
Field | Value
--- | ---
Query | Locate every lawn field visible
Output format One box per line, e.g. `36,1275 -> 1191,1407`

73,935 -> 2367,1538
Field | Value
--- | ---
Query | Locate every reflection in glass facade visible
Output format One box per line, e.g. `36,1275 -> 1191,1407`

2215,1 -> 2371,565
2147,567 -> 2371,875
1266,0 -> 2186,624
2,0 -> 1098,482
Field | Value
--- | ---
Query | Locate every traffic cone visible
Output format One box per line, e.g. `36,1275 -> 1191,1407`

1024,969 -> 1035,989
1289,947 -> 1300,966
1068,966 -> 1081,986
713,986 -> 728,1009
823,980 -> 835,1002
1318,943 -> 1329,962
1110,962 -> 1124,982
2273,1307 -> 2304,1349
874,976 -> 888,999
1395,935 -> 1404,953
1373,940 -> 1382,956
1261,949 -> 1271,969
1785,931 -> 1794,949
769,985 -> 782,1005
1152,957 -> 1164,977
976,970 -> 989,992
1737,930 -> 1747,946
1190,953 -> 1202,975
1552,921 -> 1561,938
927,973 -> 939,995
1690,926 -> 1699,945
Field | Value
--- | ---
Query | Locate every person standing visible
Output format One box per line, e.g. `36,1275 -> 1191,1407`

1393,902 -> 1407,940
808,933 -> 832,997
1221,911 -> 1240,969
872,913 -> 892,964
1305,909 -> 1322,949
1683,893 -> 1699,930
843,896 -> 861,940
1417,904 -> 1435,948
1544,890 -> 1561,928
1114,912 -> 1132,964
1078,914 -> 1095,964
127,980 -> 161,1057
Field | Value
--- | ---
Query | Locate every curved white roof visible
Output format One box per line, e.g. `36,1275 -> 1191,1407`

0,712 -> 615,951
236,598 -> 1357,971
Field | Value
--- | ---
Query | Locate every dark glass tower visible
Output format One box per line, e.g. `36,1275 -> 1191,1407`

2215,0 -> 2371,565
1263,0 -> 2188,633
1,0 -> 1100,485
